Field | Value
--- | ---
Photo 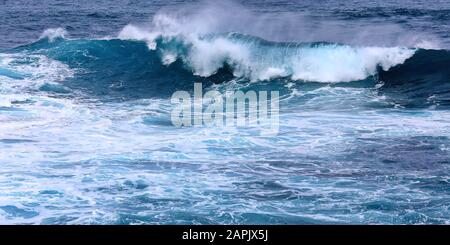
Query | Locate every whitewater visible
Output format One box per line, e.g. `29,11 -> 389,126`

1,0 -> 450,224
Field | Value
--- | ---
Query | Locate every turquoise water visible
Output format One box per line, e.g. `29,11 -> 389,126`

0,0 -> 450,224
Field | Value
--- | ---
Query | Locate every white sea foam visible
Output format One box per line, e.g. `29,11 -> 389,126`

119,16 -> 415,82
39,28 -> 68,42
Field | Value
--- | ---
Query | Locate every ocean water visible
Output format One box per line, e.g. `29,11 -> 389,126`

1,0 -> 450,224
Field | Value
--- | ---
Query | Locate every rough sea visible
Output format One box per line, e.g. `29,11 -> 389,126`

1,0 -> 450,224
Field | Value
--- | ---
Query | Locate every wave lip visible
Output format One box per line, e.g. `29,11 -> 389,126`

39,28 -> 68,42
118,14 -> 416,83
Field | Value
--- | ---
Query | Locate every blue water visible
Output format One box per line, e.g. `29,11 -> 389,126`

1,0 -> 450,224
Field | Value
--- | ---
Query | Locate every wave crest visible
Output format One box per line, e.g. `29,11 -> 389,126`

39,28 -> 68,42
119,15 -> 415,83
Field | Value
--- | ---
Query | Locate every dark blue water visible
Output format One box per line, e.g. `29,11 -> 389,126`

1,0 -> 450,224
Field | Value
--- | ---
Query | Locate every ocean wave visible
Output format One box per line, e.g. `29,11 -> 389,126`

6,25 -> 449,107
39,28 -> 68,42
119,23 -> 416,83
378,49 -> 450,108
